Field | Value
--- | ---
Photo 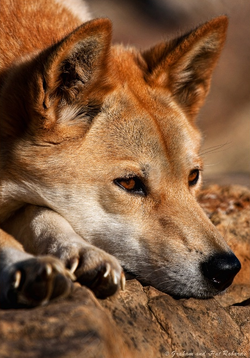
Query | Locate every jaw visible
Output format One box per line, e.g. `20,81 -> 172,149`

120,236 -> 240,299
123,261 -> 222,299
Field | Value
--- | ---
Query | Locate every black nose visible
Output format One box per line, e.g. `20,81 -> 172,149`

201,253 -> 241,291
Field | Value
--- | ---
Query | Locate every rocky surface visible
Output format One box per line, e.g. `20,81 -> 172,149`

0,185 -> 250,358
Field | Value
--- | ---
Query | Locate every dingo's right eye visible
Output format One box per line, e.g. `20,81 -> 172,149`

114,177 -> 146,196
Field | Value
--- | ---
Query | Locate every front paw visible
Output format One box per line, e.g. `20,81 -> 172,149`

0,256 -> 74,308
66,247 -> 125,299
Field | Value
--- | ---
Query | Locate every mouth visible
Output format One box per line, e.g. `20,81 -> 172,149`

123,252 -> 241,299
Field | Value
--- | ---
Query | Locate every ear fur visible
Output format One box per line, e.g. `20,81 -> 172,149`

34,18 -> 112,133
1,19 -> 113,142
142,16 -> 228,120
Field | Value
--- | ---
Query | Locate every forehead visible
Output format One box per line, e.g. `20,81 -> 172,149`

98,91 -> 200,164
87,47 -> 202,169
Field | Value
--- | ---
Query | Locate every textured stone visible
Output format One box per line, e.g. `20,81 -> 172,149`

0,286 -> 133,358
198,185 -> 250,286
0,185 -> 250,358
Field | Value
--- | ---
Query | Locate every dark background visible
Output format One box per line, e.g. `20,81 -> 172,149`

87,0 -> 250,187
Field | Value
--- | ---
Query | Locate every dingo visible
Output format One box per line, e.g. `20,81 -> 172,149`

0,0 -> 241,308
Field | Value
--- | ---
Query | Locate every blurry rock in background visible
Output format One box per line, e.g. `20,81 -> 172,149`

87,0 -> 250,187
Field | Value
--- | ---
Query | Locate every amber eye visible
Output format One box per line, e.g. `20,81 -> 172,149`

119,178 -> 136,190
114,177 -> 146,196
188,169 -> 200,186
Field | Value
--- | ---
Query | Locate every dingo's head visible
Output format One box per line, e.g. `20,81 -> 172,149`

2,17 -> 241,297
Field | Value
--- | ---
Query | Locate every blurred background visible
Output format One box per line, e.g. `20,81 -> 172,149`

87,0 -> 250,187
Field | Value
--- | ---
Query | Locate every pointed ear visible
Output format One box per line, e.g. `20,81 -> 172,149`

35,18 -> 112,129
142,16 -> 228,120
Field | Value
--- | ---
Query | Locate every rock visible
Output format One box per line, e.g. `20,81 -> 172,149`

198,185 -> 250,286
0,285 -> 133,358
146,287 -> 249,354
0,185 -> 250,358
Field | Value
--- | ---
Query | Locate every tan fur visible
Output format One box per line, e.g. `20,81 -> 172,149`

0,0 -> 241,308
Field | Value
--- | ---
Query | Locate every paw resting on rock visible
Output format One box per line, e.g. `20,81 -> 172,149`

65,246 -> 126,299
0,248 -> 125,308
0,256 -> 74,309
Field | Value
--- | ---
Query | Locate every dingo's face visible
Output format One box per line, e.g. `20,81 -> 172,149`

2,17 -> 240,298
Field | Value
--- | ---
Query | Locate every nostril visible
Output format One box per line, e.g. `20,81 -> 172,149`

201,253 -> 241,291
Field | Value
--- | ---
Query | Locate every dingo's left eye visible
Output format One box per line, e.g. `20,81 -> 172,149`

188,169 -> 199,186
114,177 -> 146,196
